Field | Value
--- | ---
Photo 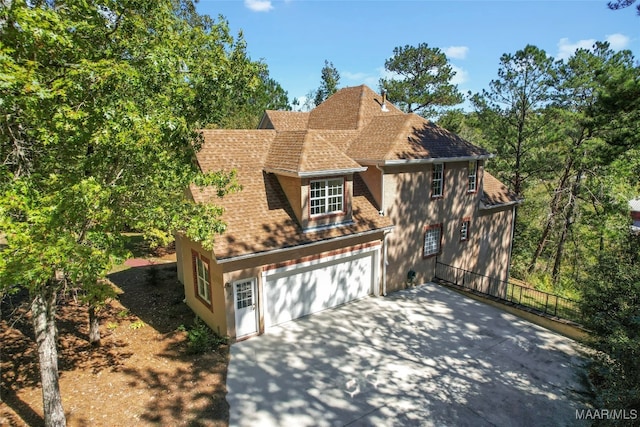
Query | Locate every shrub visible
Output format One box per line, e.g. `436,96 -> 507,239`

185,317 -> 227,354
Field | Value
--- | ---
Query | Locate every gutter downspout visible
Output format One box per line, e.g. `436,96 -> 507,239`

376,163 -> 389,296
506,204 -> 517,283
375,164 -> 385,215
382,230 -> 390,296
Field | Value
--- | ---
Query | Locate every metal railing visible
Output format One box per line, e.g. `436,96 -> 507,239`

435,261 -> 582,323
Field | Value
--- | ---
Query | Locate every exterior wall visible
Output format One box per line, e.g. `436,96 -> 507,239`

276,175 -> 303,224
219,232 -> 385,340
381,161 -> 508,292
359,165 -> 383,211
175,233 -> 227,336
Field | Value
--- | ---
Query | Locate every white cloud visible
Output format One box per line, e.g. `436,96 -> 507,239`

556,33 -> 631,60
556,37 -> 595,60
450,64 -> 469,85
443,46 -> 469,60
244,0 -> 273,12
605,33 -> 630,50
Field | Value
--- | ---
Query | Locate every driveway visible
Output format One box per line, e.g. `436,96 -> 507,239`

227,283 -> 590,426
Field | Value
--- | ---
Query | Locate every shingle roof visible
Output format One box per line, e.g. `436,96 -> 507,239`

190,85 -> 510,258
260,110 -> 309,130
308,85 -> 403,130
481,172 -> 521,208
347,114 -> 491,162
264,130 -> 364,176
190,130 -> 392,260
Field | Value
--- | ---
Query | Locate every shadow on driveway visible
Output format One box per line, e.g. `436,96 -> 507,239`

227,282 -> 591,427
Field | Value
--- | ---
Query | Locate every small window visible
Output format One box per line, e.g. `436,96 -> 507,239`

192,251 -> 211,306
468,161 -> 477,193
423,225 -> 442,257
460,219 -> 470,242
310,178 -> 344,216
431,164 -> 443,198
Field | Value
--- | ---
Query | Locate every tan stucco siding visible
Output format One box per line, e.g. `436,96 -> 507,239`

381,161 -> 510,292
175,234 -> 227,337
359,166 -> 383,211
276,175 -> 303,224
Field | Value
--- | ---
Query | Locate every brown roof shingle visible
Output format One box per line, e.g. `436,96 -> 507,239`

347,114 -> 490,162
190,129 -> 391,260
481,172 -> 521,208
264,130 -> 363,175
260,110 -> 309,130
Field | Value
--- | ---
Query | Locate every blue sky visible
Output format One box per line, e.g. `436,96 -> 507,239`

195,1 -> 639,108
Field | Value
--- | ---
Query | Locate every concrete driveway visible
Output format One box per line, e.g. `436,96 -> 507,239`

227,283 -> 590,427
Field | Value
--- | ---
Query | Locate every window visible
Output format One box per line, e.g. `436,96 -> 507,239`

460,219 -> 470,242
310,178 -> 344,216
423,225 -> 442,257
192,251 -> 211,306
431,164 -> 443,198
468,161 -> 477,193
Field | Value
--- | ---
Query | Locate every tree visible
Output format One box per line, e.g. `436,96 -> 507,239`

313,60 -> 340,106
607,0 -> 640,14
0,1 -> 267,425
379,43 -> 463,118
580,238 -> 640,413
471,45 -> 556,200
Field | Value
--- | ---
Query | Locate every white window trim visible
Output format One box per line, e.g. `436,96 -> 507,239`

423,225 -> 442,257
194,255 -> 211,304
468,161 -> 477,193
431,164 -> 443,198
309,177 -> 344,217
460,220 -> 470,241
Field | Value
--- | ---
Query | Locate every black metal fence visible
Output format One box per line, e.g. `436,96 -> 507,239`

435,262 -> 582,323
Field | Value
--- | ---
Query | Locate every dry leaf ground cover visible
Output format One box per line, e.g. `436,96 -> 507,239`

1,243 -> 230,427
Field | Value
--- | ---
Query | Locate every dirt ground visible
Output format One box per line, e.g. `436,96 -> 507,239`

0,249 -> 230,427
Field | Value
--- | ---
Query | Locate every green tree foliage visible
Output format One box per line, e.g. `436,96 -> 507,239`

471,45 -> 556,200
0,1 -> 276,425
380,43 -> 463,118
608,0 -> 640,15
313,59 -> 340,106
580,238 -> 640,414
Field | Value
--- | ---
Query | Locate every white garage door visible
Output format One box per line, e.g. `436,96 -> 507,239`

263,248 -> 378,329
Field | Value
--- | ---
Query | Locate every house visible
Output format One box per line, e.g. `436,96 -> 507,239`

175,85 -> 520,340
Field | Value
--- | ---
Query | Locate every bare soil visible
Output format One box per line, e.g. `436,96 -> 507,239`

1,249 -> 229,427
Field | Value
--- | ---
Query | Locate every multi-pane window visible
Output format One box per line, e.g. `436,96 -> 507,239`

235,280 -> 254,310
310,178 -> 344,216
423,225 -> 442,257
194,255 -> 211,304
460,219 -> 470,241
468,161 -> 477,193
431,164 -> 443,198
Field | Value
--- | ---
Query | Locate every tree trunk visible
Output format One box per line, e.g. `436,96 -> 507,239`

528,157 -> 575,273
552,168 -> 583,285
31,284 -> 67,427
88,305 -> 101,346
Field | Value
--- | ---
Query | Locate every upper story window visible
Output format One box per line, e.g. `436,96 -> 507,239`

468,161 -> 477,193
310,178 -> 344,216
431,163 -> 443,198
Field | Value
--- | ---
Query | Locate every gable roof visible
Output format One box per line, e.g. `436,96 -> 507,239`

480,172 -> 522,209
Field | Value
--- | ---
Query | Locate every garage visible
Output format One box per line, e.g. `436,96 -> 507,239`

262,247 -> 379,328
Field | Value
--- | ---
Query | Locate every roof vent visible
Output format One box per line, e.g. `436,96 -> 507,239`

381,91 -> 389,112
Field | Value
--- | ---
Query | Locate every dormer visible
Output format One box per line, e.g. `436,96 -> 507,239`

264,130 -> 365,231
